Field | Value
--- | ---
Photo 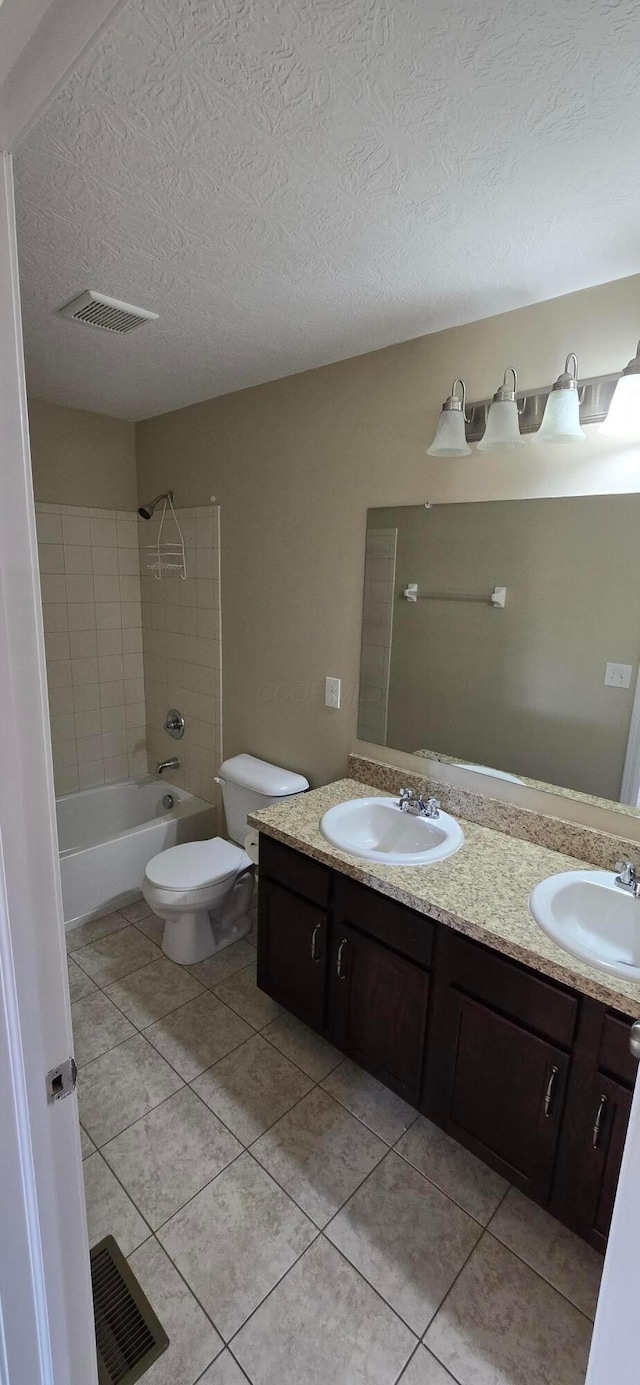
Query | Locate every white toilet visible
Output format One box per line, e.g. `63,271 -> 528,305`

142,754 -> 309,965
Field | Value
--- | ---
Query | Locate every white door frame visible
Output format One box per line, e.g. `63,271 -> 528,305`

0,8 -> 132,1381
0,149 -> 98,1385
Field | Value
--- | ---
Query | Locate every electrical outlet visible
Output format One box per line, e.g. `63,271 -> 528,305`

325,676 -> 341,709
604,662 -> 633,689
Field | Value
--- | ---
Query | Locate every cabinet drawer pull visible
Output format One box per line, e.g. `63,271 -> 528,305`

336,939 -> 348,980
310,924 -> 322,962
593,1094 -> 608,1149
544,1065 -> 559,1118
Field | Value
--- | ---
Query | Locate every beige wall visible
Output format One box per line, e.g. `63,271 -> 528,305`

136,274 -> 640,789
372,499 -> 640,801
29,398 -> 136,509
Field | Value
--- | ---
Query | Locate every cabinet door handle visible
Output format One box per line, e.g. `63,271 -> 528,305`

593,1094 -> 608,1149
336,939 -> 348,980
544,1065 -> 559,1118
310,924 -> 322,962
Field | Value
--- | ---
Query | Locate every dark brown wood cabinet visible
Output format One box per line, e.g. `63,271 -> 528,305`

256,834 -> 637,1247
550,1002 -> 636,1249
257,877 -> 327,1030
327,921 -> 430,1104
429,987 -> 569,1200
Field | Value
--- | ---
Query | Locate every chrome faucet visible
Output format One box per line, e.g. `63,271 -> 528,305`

156,757 -> 180,776
614,861 -> 640,898
398,787 -> 441,819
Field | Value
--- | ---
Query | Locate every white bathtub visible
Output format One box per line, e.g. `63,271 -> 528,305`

57,777 -> 216,928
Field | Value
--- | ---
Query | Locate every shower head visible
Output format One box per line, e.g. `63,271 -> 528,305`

138,491 -> 173,520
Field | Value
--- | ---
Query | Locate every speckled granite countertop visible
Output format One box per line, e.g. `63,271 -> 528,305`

249,778 -> 640,1018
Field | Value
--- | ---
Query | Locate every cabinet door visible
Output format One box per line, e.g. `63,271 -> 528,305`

328,922 -> 429,1104
257,878 -> 327,1030
437,989 -> 569,1200
588,1074 -> 632,1250
552,1069 -> 632,1252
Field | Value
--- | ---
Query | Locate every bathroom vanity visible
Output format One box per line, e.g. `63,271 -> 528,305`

254,799 -> 640,1253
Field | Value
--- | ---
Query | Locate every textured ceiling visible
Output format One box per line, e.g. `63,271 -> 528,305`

14,0 -> 640,420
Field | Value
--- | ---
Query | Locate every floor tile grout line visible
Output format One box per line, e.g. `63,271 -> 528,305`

100,975 -> 208,1030
83,1073 -> 184,1150
258,1022 -> 345,1085
78,990 -> 261,1110
223,1344 -> 255,1384
418,1222 -> 486,1359
319,1145 -> 485,1343
390,1139 -> 507,1232
319,1234 -> 420,1344
187,1036 -> 317,1146
222,1224 -> 327,1355
479,1226 -> 598,1325
130,1229 -> 231,1353
153,1149 -> 324,1347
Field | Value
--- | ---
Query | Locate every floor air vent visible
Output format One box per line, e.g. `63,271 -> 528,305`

58,290 -> 158,333
91,1236 -> 169,1385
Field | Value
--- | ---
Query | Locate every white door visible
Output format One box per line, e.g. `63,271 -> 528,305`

586,1070 -> 640,1384
0,150 -> 98,1384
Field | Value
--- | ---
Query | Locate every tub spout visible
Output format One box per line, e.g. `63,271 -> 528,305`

157,758 -> 180,775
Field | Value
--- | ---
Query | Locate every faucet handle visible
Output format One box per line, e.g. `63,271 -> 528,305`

421,796 -> 441,819
616,860 -> 637,884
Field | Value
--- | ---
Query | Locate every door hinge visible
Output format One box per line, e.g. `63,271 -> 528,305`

46,1056 -> 78,1104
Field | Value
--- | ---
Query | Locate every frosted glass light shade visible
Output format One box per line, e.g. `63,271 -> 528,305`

536,388 -> 585,444
599,374 -> 640,438
427,409 -> 471,456
476,399 -> 524,451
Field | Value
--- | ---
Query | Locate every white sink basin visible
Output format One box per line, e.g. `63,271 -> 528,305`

529,870 -> 640,981
320,796 -> 464,865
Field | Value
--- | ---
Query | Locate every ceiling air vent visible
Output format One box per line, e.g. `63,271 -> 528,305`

58,290 -> 158,334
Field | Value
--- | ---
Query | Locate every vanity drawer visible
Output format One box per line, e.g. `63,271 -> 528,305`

598,1012 -> 638,1088
444,932 -> 579,1049
333,875 -> 434,968
258,834 -> 330,908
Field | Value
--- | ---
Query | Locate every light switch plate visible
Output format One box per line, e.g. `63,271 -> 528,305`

605,662 -> 633,689
325,676 -> 341,709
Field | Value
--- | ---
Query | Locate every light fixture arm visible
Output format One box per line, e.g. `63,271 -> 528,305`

492,366 -> 518,403
551,353 -> 580,392
441,377 -> 468,420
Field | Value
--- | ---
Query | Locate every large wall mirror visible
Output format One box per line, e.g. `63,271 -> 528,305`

358,497 -> 640,810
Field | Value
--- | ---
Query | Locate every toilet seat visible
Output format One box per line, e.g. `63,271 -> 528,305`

145,837 -> 247,891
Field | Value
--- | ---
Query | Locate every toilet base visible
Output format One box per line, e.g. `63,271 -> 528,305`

159,868 -> 255,965
161,908 -> 251,964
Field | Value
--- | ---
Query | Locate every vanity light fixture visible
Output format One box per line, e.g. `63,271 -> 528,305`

427,378 -> 471,456
535,353 -> 586,444
476,368 -> 524,451
599,340 -> 640,439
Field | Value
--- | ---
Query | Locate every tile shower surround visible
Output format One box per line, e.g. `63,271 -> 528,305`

36,504 -> 146,794
37,502 -> 222,809
141,506 -> 222,806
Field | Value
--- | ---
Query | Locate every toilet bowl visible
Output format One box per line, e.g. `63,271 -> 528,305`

142,753 -> 309,965
142,838 -> 254,964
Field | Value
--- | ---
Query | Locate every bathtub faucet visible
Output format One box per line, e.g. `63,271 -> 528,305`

157,758 -> 180,775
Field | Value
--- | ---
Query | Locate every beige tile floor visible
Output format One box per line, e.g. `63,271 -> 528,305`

68,898 -> 603,1385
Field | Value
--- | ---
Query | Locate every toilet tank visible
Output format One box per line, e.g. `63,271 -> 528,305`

217,754 -> 309,845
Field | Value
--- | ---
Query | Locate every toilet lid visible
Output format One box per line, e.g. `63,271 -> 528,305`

145,838 -> 246,891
